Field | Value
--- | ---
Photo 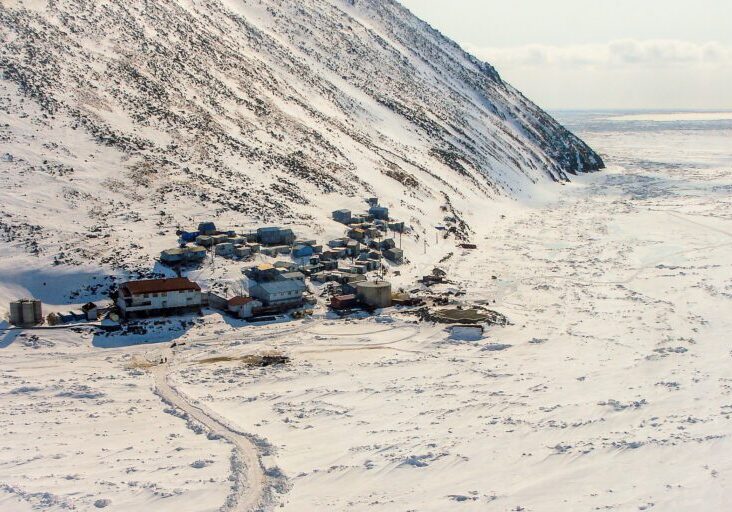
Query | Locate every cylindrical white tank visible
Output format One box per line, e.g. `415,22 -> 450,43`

9,301 -> 23,326
356,281 -> 392,309
9,299 -> 43,326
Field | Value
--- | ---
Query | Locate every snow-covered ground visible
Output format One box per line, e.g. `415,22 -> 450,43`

1,113 -> 731,511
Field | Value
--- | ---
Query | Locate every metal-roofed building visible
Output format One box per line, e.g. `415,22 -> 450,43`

117,278 -> 202,318
249,280 -> 306,307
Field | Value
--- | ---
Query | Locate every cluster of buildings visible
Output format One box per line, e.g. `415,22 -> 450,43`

9,204 -> 415,328
8,299 -> 100,327
161,223 -> 313,265
330,198 -> 406,264
114,263 -> 312,320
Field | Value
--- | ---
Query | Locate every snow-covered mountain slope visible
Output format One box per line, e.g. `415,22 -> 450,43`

0,0 -> 603,272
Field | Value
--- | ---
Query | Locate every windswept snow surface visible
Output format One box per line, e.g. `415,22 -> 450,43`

1,112 -> 730,510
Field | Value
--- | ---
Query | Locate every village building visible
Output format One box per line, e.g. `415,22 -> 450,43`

346,239 -> 361,256
348,228 -> 366,241
369,205 -> 389,220
259,246 -> 278,257
381,238 -> 396,250
332,209 -> 352,224
292,244 -> 315,258
385,247 -> 404,263
257,226 -> 295,246
160,246 -> 207,265
388,221 -> 406,232
198,222 -> 217,235
274,260 -> 297,271
179,230 -> 199,242
227,296 -> 262,319
280,271 -> 306,282
330,294 -> 358,310
81,302 -> 99,321
116,277 -> 202,318
211,234 -> 230,245
244,263 -> 281,281
249,280 -> 306,307
234,245 -> 252,258
195,235 -> 214,247
366,227 -> 381,239
328,238 -> 348,248
300,263 -> 325,276
214,242 -> 235,257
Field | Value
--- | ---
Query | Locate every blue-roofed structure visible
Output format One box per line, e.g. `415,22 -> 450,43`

292,244 -> 315,258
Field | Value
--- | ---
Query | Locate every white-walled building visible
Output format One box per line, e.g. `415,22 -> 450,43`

249,280 -> 306,307
117,278 -> 202,318
227,296 -> 262,319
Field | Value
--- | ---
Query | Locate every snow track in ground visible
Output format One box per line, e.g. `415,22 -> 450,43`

152,362 -> 268,512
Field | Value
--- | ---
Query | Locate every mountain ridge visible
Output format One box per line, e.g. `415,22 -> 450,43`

0,0 -> 603,271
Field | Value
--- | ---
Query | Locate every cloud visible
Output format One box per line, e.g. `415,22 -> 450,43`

464,39 -> 732,69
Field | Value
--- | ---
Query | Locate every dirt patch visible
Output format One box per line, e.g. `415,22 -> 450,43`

199,351 -> 290,367
412,307 -> 508,326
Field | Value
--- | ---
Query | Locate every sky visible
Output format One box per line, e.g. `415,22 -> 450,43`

398,0 -> 732,110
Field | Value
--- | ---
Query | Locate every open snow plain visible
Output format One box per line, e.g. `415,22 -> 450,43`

2,113 -> 731,511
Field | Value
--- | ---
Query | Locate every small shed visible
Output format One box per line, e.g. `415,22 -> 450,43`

234,245 -> 252,258
227,296 -> 262,319
385,247 -> 404,263
330,294 -> 358,310
81,302 -> 98,321
215,243 -> 235,257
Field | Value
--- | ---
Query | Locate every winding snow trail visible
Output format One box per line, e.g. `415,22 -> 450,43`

151,363 -> 267,512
